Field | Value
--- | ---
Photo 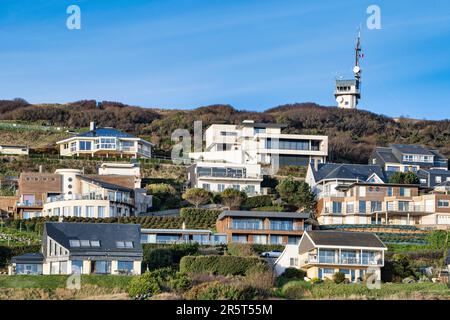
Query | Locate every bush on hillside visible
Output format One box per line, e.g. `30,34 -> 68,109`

226,243 -> 256,257
142,243 -> 198,270
332,272 -> 346,284
242,195 -> 273,209
128,271 -> 163,298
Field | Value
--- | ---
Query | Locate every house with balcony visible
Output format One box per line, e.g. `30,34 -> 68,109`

15,164 -> 152,219
370,144 -> 448,173
9,222 -> 142,275
306,162 -> 387,208
416,169 -> 450,188
317,181 -> 450,227
274,230 -> 387,282
56,122 -> 152,159
187,162 -> 263,195
189,120 -> 328,169
216,210 -> 312,245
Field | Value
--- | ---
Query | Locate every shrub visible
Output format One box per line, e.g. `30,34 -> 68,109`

276,177 -> 316,212
128,271 -> 162,298
185,281 -> 259,300
226,243 -> 256,257
310,277 -> 323,284
281,268 -> 306,280
281,281 -> 312,300
169,272 -> 192,292
332,272 -> 346,284
180,255 -> 265,276
245,264 -> 274,290
242,195 -> 273,209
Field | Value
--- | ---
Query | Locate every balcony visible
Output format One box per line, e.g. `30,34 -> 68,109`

228,224 -> 309,231
46,193 -> 133,206
374,204 -> 431,214
16,201 -> 43,208
307,253 -> 383,266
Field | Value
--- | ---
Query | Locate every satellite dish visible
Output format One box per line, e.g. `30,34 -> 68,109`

336,97 -> 344,103
353,66 -> 361,74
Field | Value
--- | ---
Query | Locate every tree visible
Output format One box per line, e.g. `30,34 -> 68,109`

220,188 -> 247,209
388,172 -> 420,185
276,176 -> 317,212
182,188 -> 210,208
146,183 -> 179,210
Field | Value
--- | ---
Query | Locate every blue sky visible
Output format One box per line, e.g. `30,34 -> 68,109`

1,0 -> 449,119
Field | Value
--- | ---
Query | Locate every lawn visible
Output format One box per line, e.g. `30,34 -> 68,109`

280,280 -> 450,300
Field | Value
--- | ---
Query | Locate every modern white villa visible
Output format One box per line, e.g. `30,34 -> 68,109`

187,162 -> 263,195
274,230 -> 387,283
56,122 -> 152,158
188,120 -> 328,195
190,120 -> 328,168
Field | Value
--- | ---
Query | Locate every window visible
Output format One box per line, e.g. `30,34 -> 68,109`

96,138 -> 116,150
400,188 -> 411,197
93,261 -> 111,274
79,141 -> 92,150
289,258 -> 298,267
117,261 -> 134,274
387,187 -> 393,197
73,206 -> 81,217
86,206 -> 94,218
370,201 -> 382,213
232,185 -> 240,191
53,208 -> 60,216
116,241 -> 134,248
346,203 -> 354,214
359,187 -> 366,197
71,260 -> 83,273
232,235 -> 247,243
218,184 -> 225,192
318,250 -> 336,264
269,235 -> 282,244
398,201 -> 410,212
359,201 -> 366,214
70,142 -> 77,152
436,176 -> 442,184
202,184 -> 210,191
90,240 -> 100,247
386,166 -> 400,172
63,206 -> 70,216
438,200 -> 450,208
254,127 -> 266,134
98,206 -> 106,218
332,202 -> 342,214
69,240 -> 80,247
80,240 -> 90,247
232,219 -> 263,230
253,235 -> 267,244
270,220 -> 293,231
288,236 -> 301,245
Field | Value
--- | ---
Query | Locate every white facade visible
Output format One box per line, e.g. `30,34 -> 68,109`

0,145 -> 29,156
191,121 -> 328,169
188,162 -> 263,195
56,122 -> 152,159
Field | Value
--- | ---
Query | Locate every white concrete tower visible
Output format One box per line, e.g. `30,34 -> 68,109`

335,31 -> 362,109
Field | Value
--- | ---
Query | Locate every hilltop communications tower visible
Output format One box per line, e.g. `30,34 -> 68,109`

335,31 -> 363,109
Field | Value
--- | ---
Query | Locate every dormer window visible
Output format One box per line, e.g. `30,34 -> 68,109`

116,241 -> 134,248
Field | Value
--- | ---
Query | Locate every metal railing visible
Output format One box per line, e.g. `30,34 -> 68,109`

307,254 -> 383,266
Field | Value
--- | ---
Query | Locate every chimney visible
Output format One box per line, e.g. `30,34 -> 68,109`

90,121 -> 96,131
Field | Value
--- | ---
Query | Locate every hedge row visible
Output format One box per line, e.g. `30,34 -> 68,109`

242,195 -> 273,210
142,243 -> 199,270
0,245 -> 41,268
180,255 -> 265,276
7,214 -> 219,232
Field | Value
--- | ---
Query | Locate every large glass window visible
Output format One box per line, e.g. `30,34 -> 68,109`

398,201 -> 410,211
96,138 -> 116,150
73,206 -> 81,217
79,141 -> 92,150
117,261 -> 134,274
98,206 -> 106,218
370,201 -> 382,213
266,138 -> 313,151
362,251 -> 377,265
155,235 -> 180,244
359,201 -> 366,214
253,235 -> 267,244
254,127 -> 266,134
86,206 -> 94,218
332,202 -> 342,214
93,261 -> 111,274
318,250 -> 336,264
231,219 -> 263,230
270,220 -> 293,231
232,235 -> 248,243
71,260 -> 83,273
340,250 -> 357,264
16,263 -> 42,275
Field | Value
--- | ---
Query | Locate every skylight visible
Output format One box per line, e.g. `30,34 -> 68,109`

116,241 -> 134,248
69,240 -> 80,247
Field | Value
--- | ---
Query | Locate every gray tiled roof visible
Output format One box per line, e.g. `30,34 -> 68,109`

218,210 -> 311,220
79,175 -> 134,193
313,163 -> 386,182
11,253 -> 44,264
307,230 -> 386,248
390,144 -> 434,156
44,222 -> 142,255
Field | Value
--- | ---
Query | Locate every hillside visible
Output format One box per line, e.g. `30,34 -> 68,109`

0,99 -> 449,164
